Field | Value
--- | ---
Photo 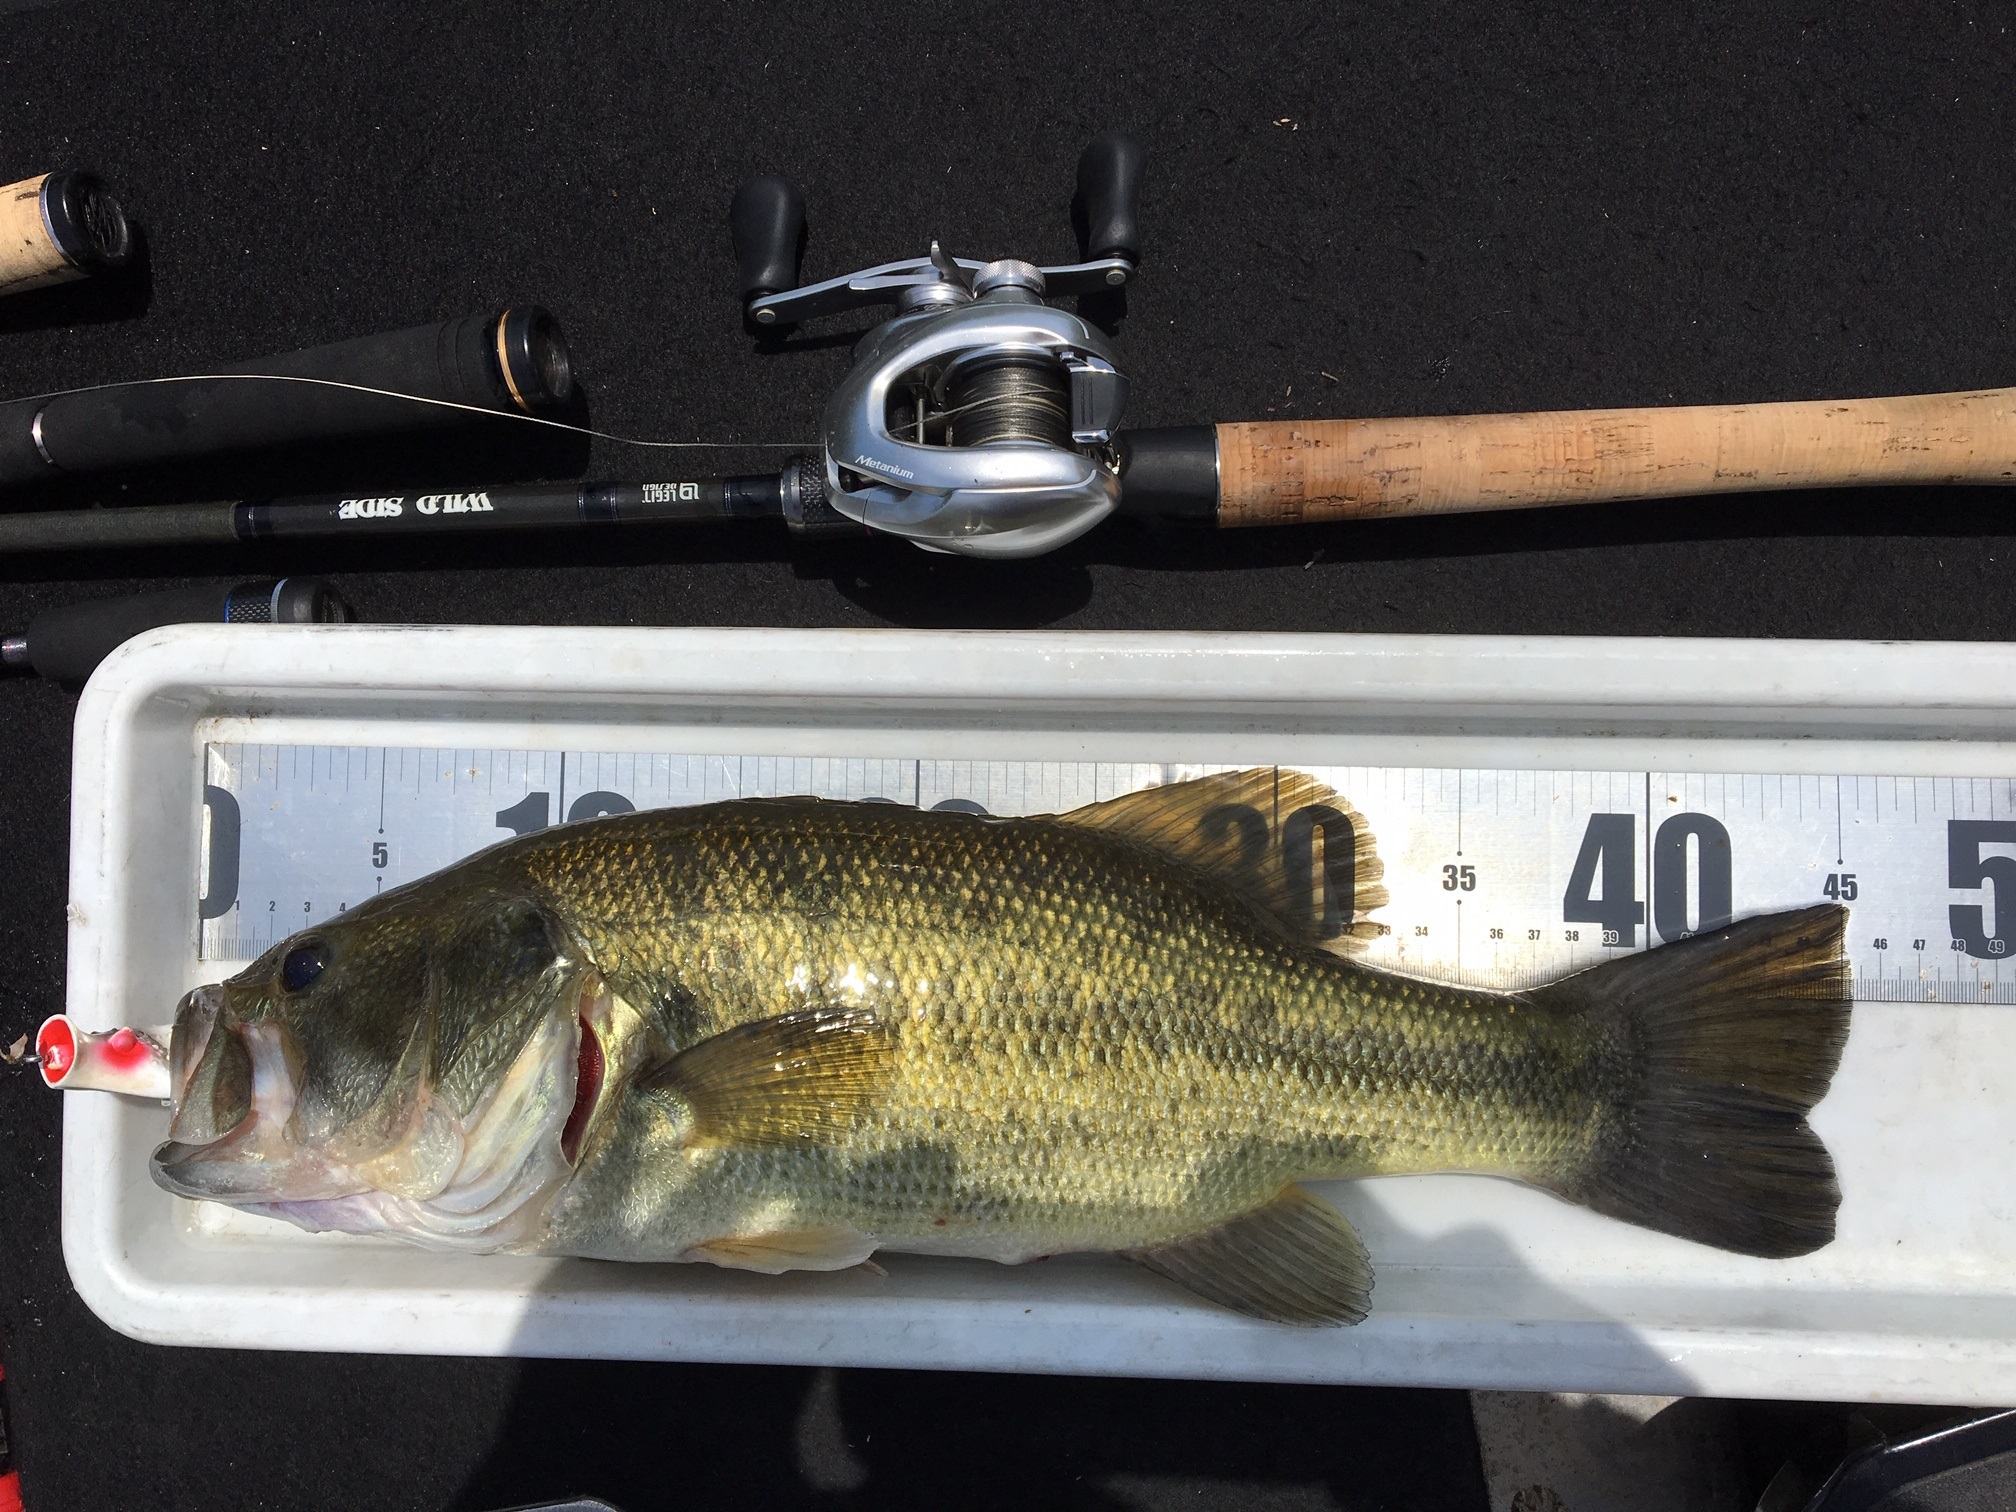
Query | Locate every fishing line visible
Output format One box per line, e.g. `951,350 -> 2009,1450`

9,372 -> 812,450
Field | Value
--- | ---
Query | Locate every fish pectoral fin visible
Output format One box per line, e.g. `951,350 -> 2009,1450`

642,1008 -> 894,1150
685,1225 -> 879,1275
1120,1185 -> 1374,1326
1053,769 -> 1388,956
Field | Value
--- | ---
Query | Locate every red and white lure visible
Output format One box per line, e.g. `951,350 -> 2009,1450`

34,1016 -> 171,1099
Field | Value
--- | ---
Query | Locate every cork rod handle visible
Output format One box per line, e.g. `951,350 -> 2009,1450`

1215,388 -> 2016,527
0,175 -> 74,296
0,171 -> 131,299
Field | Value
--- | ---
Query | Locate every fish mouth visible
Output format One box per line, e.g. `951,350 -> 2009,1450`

151,989 -> 337,1201
244,1004 -> 581,1248
150,975 -> 611,1247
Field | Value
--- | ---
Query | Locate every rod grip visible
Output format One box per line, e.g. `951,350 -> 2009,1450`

0,309 -> 570,489
21,578 -> 347,683
1215,388 -> 2016,526
1074,130 -> 1144,263
0,500 -> 240,553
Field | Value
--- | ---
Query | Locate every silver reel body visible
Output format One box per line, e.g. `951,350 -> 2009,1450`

733,133 -> 1143,560
819,270 -> 1127,559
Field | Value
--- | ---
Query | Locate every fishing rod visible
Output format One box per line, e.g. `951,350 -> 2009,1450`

1,134 -> 2011,561
719,130 -> 2016,556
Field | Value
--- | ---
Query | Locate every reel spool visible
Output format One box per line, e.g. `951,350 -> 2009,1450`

731,133 -> 1143,559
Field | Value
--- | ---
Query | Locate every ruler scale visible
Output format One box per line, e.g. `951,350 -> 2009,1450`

197,743 -> 2016,1002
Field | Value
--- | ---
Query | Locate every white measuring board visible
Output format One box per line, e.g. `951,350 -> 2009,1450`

72,629 -> 2016,1395
198,743 -> 2016,1002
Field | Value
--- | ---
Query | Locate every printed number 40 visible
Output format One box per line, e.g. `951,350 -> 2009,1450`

1563,812 -> 1732,948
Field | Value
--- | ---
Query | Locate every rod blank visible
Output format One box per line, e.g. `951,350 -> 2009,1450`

0,468 -> 839,556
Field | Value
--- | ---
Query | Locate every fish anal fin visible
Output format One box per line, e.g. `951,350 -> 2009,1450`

643,1008 -> 893,1149
1057,768 -> 1387,955
686,1225 -> 879,1275
1121,1184 -> 1374,1326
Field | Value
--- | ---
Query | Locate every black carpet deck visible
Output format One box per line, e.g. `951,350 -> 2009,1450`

0,3 -> 2009,1507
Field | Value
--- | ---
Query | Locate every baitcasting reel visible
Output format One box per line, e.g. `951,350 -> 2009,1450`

730,132 -> 1143,558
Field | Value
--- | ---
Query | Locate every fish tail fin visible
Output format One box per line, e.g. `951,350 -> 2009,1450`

1535,904 -> 1851,1259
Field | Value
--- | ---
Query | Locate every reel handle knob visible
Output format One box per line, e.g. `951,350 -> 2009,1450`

730,174 -> 807,320
1074,130 -> 1144,264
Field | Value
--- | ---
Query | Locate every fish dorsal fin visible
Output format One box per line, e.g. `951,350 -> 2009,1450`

1055,768 -> 1387,955
643,1008 -> 894,1149
1120,1184 -> 1374,1326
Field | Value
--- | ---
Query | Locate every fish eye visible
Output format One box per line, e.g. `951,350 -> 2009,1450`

279,941 -> 329,993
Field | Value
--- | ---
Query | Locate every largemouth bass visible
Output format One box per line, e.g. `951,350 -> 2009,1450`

154,769 -> 1851,1324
